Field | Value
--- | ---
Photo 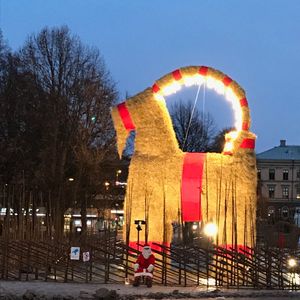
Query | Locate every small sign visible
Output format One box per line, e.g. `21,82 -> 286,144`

70,247 -> 80,260
83,251 -> 90,262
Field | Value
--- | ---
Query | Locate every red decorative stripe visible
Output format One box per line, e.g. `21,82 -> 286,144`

242,122 -> 249,131
240,97 -> 248,107
129,241 -> 170,253
117,102 -> 136,131
152,83 -> 160,93
240,138 -> 255,149
199,66 -> 209,76
172,69 -> 182,81
223,76 -> 233,86
181,153 -> 206,222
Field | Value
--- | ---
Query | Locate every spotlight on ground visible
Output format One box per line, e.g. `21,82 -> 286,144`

204,222 -> 218,237
288,258 -> 297,268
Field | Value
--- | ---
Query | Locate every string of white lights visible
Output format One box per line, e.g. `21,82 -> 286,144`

182,82 -> 202,151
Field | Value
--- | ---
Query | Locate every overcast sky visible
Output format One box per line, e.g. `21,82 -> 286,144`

1,0 -> 300,153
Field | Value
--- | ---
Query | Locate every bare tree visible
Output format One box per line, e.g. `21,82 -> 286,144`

14,26 -> 118,237
0,30 -> 9,87
0,31 -> 29,184
169,100 -> 216,152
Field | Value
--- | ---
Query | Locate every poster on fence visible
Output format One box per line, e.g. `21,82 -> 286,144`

70,247 -> 80,260
83,251 -> 90,262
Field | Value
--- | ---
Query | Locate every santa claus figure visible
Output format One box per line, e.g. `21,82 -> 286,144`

133,244 -> 155,287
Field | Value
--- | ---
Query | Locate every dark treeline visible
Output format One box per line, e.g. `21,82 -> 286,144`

0,26 -> 118,238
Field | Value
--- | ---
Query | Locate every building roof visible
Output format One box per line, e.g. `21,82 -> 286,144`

257,140 -> 300,160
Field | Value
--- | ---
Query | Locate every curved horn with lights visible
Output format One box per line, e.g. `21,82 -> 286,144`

151,66 -> 254,154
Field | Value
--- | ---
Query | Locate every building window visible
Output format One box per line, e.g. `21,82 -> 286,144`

281,206 -> 289,219
283,169 -> 289,180
268,186 -> 275,198
297,170 -> 300,179
282,186 -> 289,199
297,187 -> 300,199
269,169 -> 275,180
257,169 -> 261,180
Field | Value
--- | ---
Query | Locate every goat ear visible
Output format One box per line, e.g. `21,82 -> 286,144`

111,106 -> 131,158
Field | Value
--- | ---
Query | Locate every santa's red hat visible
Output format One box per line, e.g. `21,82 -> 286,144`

143,243 -> 151,249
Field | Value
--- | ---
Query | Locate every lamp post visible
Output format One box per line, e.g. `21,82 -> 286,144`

288,257 -> 297,287
66,177 -> 75,237
116,169 -> 122,181
203,222 -> 218,287
104,181 -> 110,190
103,181 -> 110,229
134,219 -> 146,251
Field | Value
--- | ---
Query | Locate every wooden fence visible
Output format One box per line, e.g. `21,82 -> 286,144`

0,231 -> 299,289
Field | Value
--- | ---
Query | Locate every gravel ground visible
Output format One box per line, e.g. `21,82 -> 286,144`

0,281 -> 300,299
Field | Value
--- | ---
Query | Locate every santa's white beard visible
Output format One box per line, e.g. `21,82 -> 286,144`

142,248 -> 151,259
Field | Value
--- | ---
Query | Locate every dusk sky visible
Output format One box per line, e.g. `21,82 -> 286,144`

1,0 -> 300,153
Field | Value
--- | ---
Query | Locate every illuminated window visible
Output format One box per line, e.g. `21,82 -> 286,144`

269,169 -> 275,180
74,220 -> 81,226
296,187 -> 300,199
282,186 -> 289,199
283,169 -> 289,181
268,186 -> 275,198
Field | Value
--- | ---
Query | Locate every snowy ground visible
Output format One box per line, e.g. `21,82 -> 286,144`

0,280 -> 300,299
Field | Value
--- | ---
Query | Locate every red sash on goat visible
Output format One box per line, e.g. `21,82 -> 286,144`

181,153 -> 206,222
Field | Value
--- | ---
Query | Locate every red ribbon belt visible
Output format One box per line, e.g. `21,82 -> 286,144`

181,153 -> 206,222
117,102 -> 135,131
240,138 -> 255,149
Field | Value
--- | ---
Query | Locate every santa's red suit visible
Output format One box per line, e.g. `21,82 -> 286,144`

133,245 -> 155,287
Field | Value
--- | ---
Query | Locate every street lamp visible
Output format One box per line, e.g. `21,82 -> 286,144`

287,257 -> 298,286
116,169 -> 122,184
134,219 -> 146,251
192,223 -> 198,231
204,222 -> 218,238
103,181 -> 110,228
104,181 -> 110,190
288,258 -> 297,268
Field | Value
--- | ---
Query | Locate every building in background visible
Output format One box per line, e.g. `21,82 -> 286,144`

256,140 -> 300,248
257,140 -> 300,224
